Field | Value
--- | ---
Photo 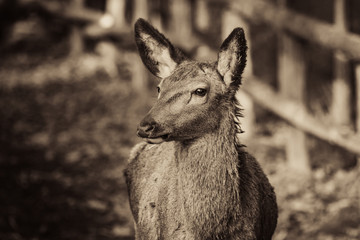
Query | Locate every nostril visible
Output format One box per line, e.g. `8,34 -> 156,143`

137,123 -> 156,138
138,116 -> 157,137
143,124 -> 154,132
138,121 -> 156,133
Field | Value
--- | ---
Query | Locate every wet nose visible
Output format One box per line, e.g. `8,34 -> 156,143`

137,116 -> 156,138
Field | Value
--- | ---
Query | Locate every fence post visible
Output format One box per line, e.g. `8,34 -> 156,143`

278,33 -> 310,173
222,8 -> 255,140
148,0 -> 164,32
95,42 -> 119,79
169,0 -> 193,49
106,0 -> 127,29
356,65 -> 360,178
132,0 -> 150,94
357,66 -> 360,134
277,0 -> 310,173
331,0 -> 352,131
70,0 -> 84,56
94,0 -> 129,79
195,0 -> 210,32
133,0 -> 149,23
126,53 -> 149,94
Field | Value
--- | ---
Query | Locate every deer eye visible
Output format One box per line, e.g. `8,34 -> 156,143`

157,87 -> 160,93
194,88 -> 207,97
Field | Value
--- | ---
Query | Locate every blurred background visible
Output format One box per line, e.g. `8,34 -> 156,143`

0,0 -> 359,239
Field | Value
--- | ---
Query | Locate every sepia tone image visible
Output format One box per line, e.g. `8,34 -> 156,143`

0,0 -> 359,239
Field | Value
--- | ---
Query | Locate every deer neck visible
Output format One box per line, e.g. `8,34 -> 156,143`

174,110 -> 240,234
175,118 -> 239,172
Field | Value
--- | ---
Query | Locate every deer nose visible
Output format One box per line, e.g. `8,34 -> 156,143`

137,117 -> 156,138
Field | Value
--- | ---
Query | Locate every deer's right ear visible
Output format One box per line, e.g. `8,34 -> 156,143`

217,28 -> 247,90
134,18 -> 186,79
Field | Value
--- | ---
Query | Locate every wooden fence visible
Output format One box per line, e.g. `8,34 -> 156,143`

21,0 -> 360,173
231,0 -> 360,173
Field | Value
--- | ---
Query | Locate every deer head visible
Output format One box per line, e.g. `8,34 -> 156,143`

135,19 -> 247,144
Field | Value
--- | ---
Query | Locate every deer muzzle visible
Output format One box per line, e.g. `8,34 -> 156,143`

137,116 -> 170,144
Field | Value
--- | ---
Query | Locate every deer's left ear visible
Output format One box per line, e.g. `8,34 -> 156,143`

134,18 -> 186,79
217,28 -> 247,89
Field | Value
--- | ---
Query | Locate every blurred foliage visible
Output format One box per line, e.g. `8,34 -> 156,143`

247,119 -> 360,240
0,43 -> 150,239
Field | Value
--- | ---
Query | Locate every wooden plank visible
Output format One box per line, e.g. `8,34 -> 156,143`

195,0 -> 210,32
276,0 -> 309,173
106,0 -> 127,28
230,0 -> 360,60
331,0 -> 352,129
85,0 -> 131,40
170,0 -> 192,39
133,0 -> 149,24
331,52 -> 351,126
149,0 -> 164,33
241,77 -> 360,156
278,31 -> 310,173
132,0 -> 150,94
356,65 -> 360,173
168,0 -> 197,50
70,26 -> 84,56
126,53 -> 149,94
20,0 -> 103,23
356,65 -> 360,133
69,0 -> 85,56
222,9 -> 255,140
95,42 -> 119,79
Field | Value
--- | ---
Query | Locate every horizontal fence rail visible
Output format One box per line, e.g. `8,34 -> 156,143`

230,0 -> 360,60
20,0 -> 103,23
241,79 -> 360,155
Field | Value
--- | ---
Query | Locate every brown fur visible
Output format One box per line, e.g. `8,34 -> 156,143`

125,19 -> 277,240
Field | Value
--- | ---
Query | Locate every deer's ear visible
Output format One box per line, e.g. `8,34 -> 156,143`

134,18 -> 186,79
217,28 -> 247,89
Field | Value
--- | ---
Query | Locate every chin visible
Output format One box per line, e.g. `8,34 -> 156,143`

145,137 -> 165,144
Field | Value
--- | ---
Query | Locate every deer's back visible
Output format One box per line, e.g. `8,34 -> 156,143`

235,150 -> 278,239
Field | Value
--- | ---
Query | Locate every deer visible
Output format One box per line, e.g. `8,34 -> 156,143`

125,18 -> 278,240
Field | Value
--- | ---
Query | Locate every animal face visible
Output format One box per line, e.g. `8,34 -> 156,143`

138,62 -> 227,143
134,19 -> 247,144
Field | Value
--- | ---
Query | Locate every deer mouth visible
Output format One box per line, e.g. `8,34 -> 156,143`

145,134 -> 170,144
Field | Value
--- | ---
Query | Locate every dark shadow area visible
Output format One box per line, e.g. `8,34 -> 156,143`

0,71 -> 140,239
